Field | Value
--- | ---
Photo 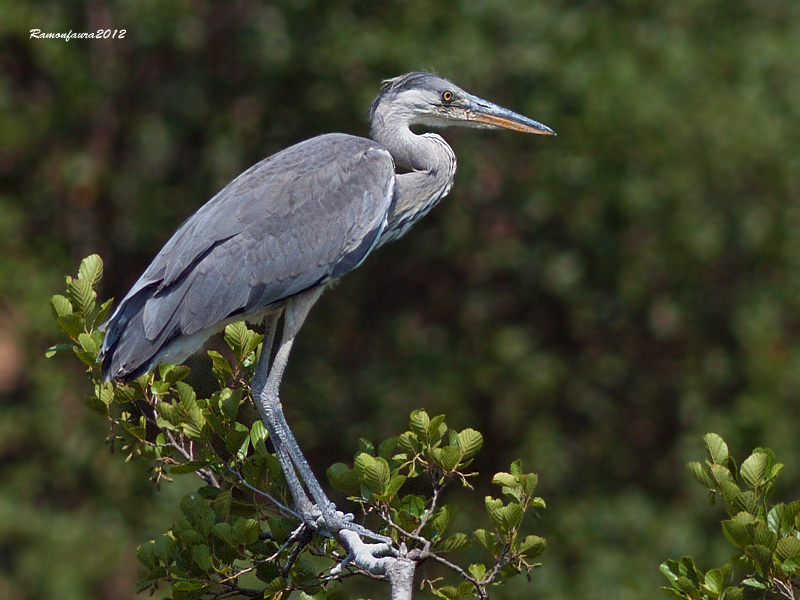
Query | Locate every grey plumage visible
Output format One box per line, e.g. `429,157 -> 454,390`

101,134 -> 393,379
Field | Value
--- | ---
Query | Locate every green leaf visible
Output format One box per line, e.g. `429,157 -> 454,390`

502,502 -> 523,530
250,420 -> 268,450
745,544 -> 773,574
363,457 -> 390,494
722,518 -> 753,549
94,298 -> 115,326
181,495 -> 215,535
397,431 -> 421,454
152,533 -> 175,563
86,393 -> 109,416
734,490 -> 760,516
427,414 -> 447,441
172,580 -> 205,592
170,461 -> 210,475
740,451 -> 769,489
218,388 -> 242,421
160,364 -> 191,385
224,423 -> 249,458
688,461 -> 715,489
378,436 -> 398,461
431,504 -> 453,534
78,332 -> 99,355
327,463 -> 360,496
776,536 -> 800,562
191,544 -> 212,571
97,382 -> 114,407
433,586 -> 460,600
353,452 -> 375,478
263,577 -> 287,596
456,428 -> 483,461
67,277 -> 96,316
492,472 -> 518,489
122,421 -> 147,441
473,529 -> 497,551
436,532 -> 470,552
521,473 -> 539,496
752,525 -> 777,550
224,321 -> 249,359
174,380 -> 196,405
705,433 -> 729,465
157,401 -> 180,427
660,561 -> 681,585
520,534 -> 547,558
703,567 -> 729,595
78,254 -> 104,287
232,518 -> 260,545
768,501 -> 800,536
45,343 -> 76,358
207,350 -> 233,384
468,563 -> 486,581
409,409 -> 430,438
485,496 -> 505,530
137,541 -> 157,569
433,446 -> 462,471
51,294 -> 73,317
358,437 -> 375,456
57,314 -> 84,338
675,576 -> 698,595
399,495 -> 426,519
386,474 -> 407,499
212,522 -> 235,545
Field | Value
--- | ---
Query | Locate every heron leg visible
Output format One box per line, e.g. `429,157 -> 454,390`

251,289 -> 390,543
252,310 -> 317,518
251,291 -> 338,516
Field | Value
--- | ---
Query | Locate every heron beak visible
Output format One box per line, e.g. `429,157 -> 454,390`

461,94 -> 556,136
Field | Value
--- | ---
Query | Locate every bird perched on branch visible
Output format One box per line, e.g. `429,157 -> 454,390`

99,72 -> 554,562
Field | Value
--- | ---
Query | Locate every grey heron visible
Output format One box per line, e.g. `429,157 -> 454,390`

99,72 -> 554,543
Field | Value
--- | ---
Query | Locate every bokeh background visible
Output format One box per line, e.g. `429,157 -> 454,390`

3,0 -> 800,598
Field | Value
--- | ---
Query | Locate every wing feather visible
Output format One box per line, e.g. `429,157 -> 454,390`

101,133 -> 395,380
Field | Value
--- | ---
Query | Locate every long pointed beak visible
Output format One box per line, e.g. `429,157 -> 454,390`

462,94 -> 556,136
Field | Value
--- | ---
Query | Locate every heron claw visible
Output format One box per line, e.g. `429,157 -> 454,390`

308,506 -> 391,544
330,529 -> 396,576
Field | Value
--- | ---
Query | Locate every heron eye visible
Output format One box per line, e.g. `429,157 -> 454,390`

441,90 -> 454,102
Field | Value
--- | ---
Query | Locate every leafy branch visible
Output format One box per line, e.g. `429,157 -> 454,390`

48,255 -> 547,599
661,433 -> 800,600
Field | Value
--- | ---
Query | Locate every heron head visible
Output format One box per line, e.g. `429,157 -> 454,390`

370,72 -> 555,136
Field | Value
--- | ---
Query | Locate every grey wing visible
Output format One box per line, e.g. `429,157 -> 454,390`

100,133 -> 395,380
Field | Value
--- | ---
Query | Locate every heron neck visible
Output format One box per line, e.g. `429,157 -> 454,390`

371,123 -> 457,245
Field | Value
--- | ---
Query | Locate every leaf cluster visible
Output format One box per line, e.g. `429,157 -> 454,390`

48,256 -> 547,599
661,434 -> 800,600
329,410 -> 545,599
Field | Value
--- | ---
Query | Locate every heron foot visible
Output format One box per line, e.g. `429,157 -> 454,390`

298,501 -> 392,545
290,501 -> 397,574
330,529 -> 397,576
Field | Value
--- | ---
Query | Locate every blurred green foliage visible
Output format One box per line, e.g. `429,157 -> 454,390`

3,0 -> 800,598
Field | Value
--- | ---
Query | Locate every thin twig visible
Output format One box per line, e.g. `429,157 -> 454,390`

282,525 -> 313,577
413,481 -> 444,537
226,465 -> 300,520
417,550 -> 488,599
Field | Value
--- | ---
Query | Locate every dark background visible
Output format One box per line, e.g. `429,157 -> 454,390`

2,1 -> 800,598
